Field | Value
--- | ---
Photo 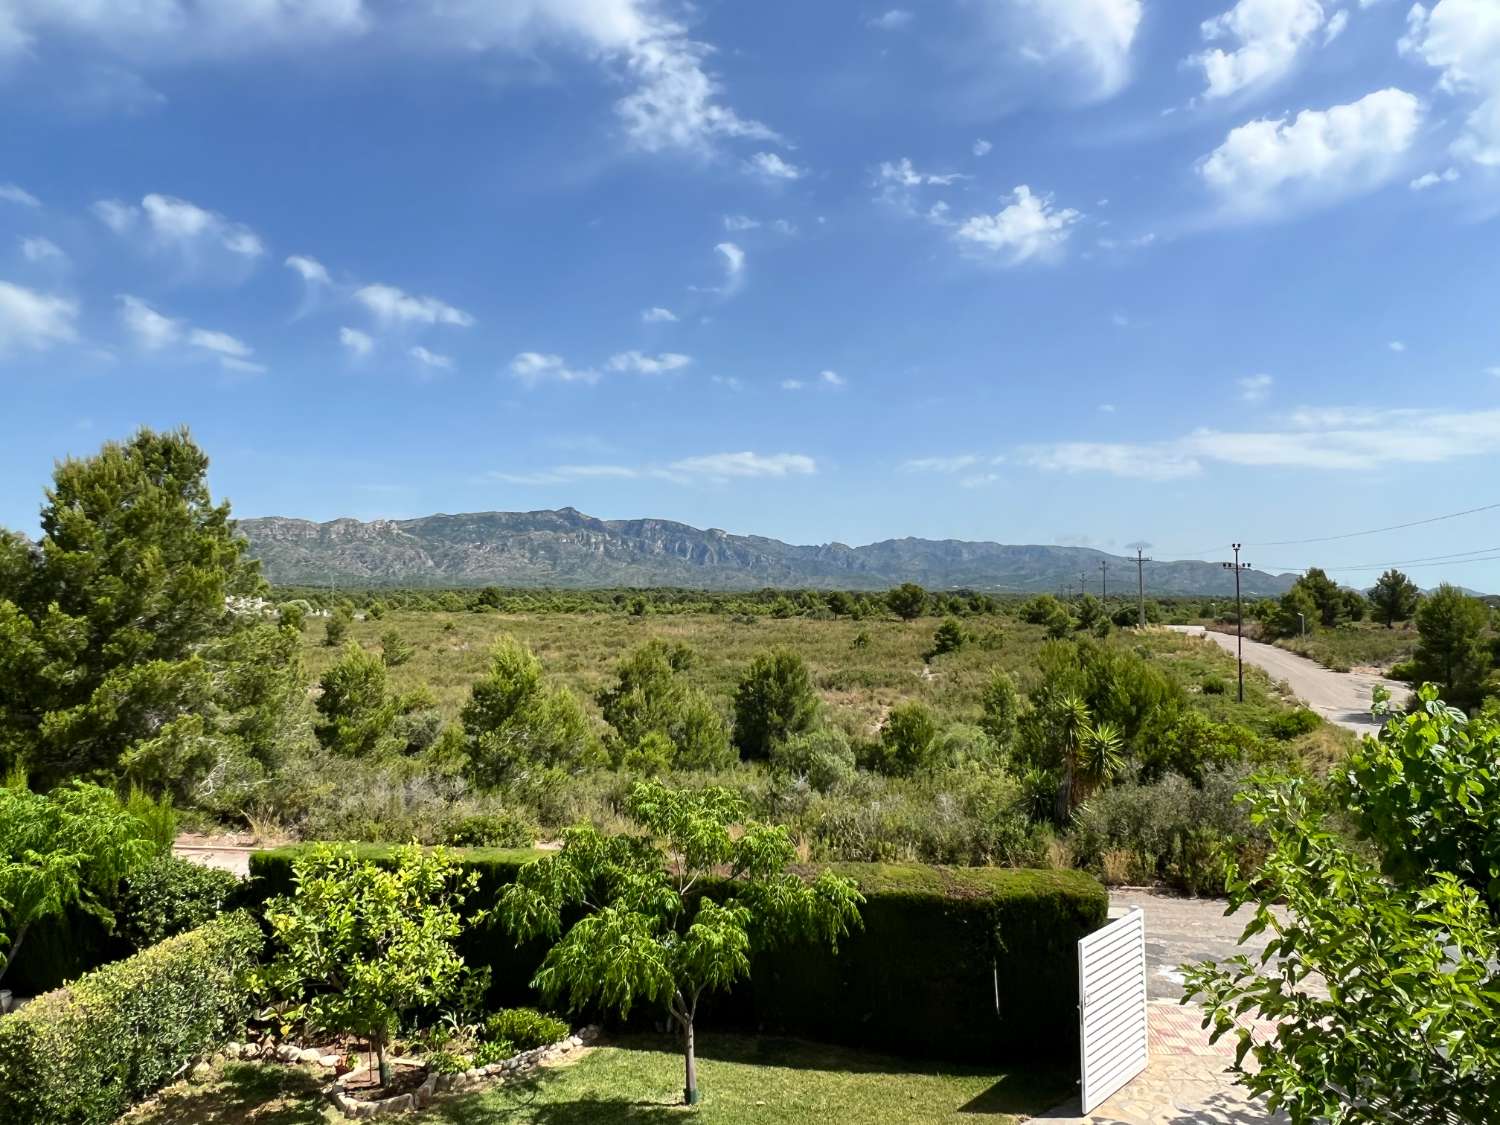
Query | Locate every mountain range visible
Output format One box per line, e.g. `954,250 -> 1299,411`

236,508 -> 1298,596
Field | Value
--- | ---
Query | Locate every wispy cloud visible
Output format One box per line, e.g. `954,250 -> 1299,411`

868,9 -> 914,31
0,281 -> 77,352
117,294 -> 264,372
410,345 -> 452,370
509,351 -> 599,386
745,152 -> 805,181
0,183 -> 41,207
1237,373 -> 1273,402
339,326 -> 374,358
1022,404 -> 1500,479
953,186 -> 1081,264
607,350 -> 692,374
641,306 -> 678,323
354,283 -> 474,328
485,450 -> 816,486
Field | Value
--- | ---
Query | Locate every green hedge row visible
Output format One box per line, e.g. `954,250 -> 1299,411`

247,846 -> 1106,1063
0,912 -> 263,1125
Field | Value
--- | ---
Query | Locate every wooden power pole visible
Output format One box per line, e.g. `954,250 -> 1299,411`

1221,544 -> 1251,702
1134,548 -> 1153,627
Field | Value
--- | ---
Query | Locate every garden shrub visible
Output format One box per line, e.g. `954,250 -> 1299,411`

483,1007 -> 570,1051
118,854 -> 241,951
247,845 -> 1103,1063
444,809 -> 538,849
0,912 -> 261,1125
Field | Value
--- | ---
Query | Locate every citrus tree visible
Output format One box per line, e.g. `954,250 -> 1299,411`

1184,688 -> 1500,1122
258,844 -> 483,1087
498,781 -> 863,1105
0,781 -> 158,986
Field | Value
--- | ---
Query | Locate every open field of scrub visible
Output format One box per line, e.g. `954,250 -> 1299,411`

123,1035 -> 1075,1125
303,610 -> 1316,744
1274,622 -> 1418,674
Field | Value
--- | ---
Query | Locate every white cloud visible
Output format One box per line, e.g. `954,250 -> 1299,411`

1487,365 -> 1500,377
285,254 -> 330,285
139,193 -> 264,256
722,214 -> 759,231
877,157 -> 964,187
0,183 -> 40,207
1238,373 -> 1274,401
1388,340 -> 1407,352
820,369 -> 846,387
1409,167 -> 1460,189
20,236 -> 66,264
746,152 -> 805,181
869,9 -> 914,30
339,326 -> 374,357
410,345 -> 452,370
0,281 -> 76,351
2,2 -> 776,160
953,186 -> 1081,264
218,356 -> 266,374
1197,88 -> 1422,215
770,218 -> 798,236
509,351 -> 599,385
354,283 -> 474,328
975,0 -> 1144,101
1400,0 -> 1500,167
715,241 -> 745,287
711,374 -> 743,390
1192,0 -> 1330,99
780,379 -> 805,390
607,350 -> 692,374
1111,312 -> 1130,327
668,451 -> 816,478
1099,403 -> 1117,412
1023,405 -> 1500,478
973,139 -> 993,157
117,295 -> 180,349
90,199 -> 138,234
902,455 -> 982,473
1323,8 -> 1349,42
641,306 -> 678,322
188,327 -> 252,358
961,472 -> 1001,488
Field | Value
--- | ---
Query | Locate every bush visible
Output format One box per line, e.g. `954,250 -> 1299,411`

444,810 -> 538,849
732,648 -> 819,760
930,618 -> 967,656
324,610 -> 350,647
0,913 -> 262,1125
380,629 -> 413,667
118,855 -> 241,951
1068,767 -> 1262,895
875,702 -> 941,776
770,728 -> 857,791
483,1007 -> 569,1051
1264,707 -> 1321,741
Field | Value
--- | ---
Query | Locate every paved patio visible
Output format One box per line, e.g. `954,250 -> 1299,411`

1037,1001 -> 1286,1124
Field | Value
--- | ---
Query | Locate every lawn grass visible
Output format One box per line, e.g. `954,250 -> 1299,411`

124,1034 -> 1075,1124
1274,623 -> 1417,674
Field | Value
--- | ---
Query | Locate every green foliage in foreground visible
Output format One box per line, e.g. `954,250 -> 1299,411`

1186,688 -> 1500,1123
257,843 -> 484,1086
0,912 -> 262,1125
124,1032 -> 1074,1125
499,781 -> 863,1105
0,781 -> 158,986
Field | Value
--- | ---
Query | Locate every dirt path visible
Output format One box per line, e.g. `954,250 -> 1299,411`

1167,625 -> 1409,735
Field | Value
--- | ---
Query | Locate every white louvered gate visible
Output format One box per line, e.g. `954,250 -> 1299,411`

1077,906 -> 1147,1113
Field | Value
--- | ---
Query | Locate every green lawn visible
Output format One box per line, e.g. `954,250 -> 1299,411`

124,1034 -> 1075,1125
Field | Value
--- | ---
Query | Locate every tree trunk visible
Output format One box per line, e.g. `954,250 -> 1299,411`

0,922 -> 29,988
375,1036 -> 391,1089
682,1017 -> 699,1105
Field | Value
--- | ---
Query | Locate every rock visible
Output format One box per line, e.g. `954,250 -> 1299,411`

190,1062 -> 212,1082
226,1041 -> 242,1056
241,1043 -> 261,1060
299,1047 -> 324,1065
320,1054 -> 340,1068
276,1043 -> 301,1063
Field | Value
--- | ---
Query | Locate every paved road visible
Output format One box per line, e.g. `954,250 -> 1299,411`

1110,889 -> 1265,1001
1167,625 -> 1408,735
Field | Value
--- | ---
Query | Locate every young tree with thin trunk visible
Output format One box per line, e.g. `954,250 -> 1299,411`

1368,568 -> 1420,629
499,781 -> 863,1105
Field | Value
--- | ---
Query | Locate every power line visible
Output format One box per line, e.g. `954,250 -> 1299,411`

1266,552 -> 1500,575
1243,501 -> 1500,548
1266,545 -> 1500,572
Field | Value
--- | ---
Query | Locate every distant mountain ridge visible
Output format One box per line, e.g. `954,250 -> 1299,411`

236,508 -> 1298,595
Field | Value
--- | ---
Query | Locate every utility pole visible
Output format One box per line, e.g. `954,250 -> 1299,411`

1134,548 -> 1153,627
1099,560 -> 1108,601
1221,544 -> 1251,703
1079,572 -> 1088,603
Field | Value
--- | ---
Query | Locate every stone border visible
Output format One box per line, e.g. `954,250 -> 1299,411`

217,1026 -> 600,1120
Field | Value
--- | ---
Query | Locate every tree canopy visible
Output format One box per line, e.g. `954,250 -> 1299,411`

498,781 -> 862,1105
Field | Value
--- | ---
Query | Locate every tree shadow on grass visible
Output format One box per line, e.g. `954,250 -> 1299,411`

128,1062 -> 327,1125
426,1069 -> 683,1125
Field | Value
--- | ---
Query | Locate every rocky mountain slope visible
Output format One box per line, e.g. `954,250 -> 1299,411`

240,510 -> 1296,600
237,508 -> 1297,595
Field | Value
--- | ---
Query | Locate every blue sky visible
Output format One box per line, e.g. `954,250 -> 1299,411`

3,0 -> 1500,588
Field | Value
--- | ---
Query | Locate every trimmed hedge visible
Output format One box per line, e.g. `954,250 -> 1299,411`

248,846 -> 1105,1063
0,911 -> 262,1125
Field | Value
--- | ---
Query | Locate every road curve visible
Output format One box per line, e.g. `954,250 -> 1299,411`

1167,625 -> 1409,735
